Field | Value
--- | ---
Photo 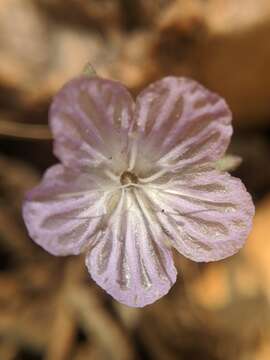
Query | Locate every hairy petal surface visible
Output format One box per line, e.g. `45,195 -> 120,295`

143,167 -> 255,262
23,164 -> 117,256
50,76 -> 135,173
134,77 -> 232,175
85,190 -> 177,307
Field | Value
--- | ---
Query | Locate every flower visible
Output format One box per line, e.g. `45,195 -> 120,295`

22,75 -> 255,307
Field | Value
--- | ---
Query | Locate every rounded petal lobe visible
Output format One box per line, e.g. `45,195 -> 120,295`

85,190 -> 177,307
134,77 -> 232,172
49,76 -> 135,172
22,164 -> 110,256
143,167 -> 255,262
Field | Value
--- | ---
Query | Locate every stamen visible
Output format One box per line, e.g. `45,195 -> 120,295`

56,188 -> 114,199
148,186 -> 235,206
56,183 -> 142,200
127,138 -> 138,171
133,189 -> 155,225
139,169 -> 167,183
104,169 -> 119,181
57,190 -> 93,198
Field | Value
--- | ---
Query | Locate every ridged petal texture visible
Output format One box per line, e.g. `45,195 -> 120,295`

23,76 -> 255,307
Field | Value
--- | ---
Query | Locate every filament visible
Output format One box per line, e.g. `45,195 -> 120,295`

139,168 -> 167,183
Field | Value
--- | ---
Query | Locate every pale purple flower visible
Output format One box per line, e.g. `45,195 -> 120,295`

22,75 -> 254,307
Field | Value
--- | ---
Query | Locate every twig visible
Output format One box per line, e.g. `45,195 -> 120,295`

67,285 -> 135,360
0,119 -> 51,140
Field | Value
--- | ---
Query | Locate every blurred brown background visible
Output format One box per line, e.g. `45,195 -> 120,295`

0,0 -> 270,359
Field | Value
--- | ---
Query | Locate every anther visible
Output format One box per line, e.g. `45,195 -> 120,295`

120,171 -> 138,185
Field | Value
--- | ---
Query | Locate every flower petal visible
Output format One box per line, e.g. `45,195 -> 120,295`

50,76 -> 135,172
22,164 -> 117,256
85,190 -> 177,307
143,166 -> 255,262
134,77 -> 232,173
